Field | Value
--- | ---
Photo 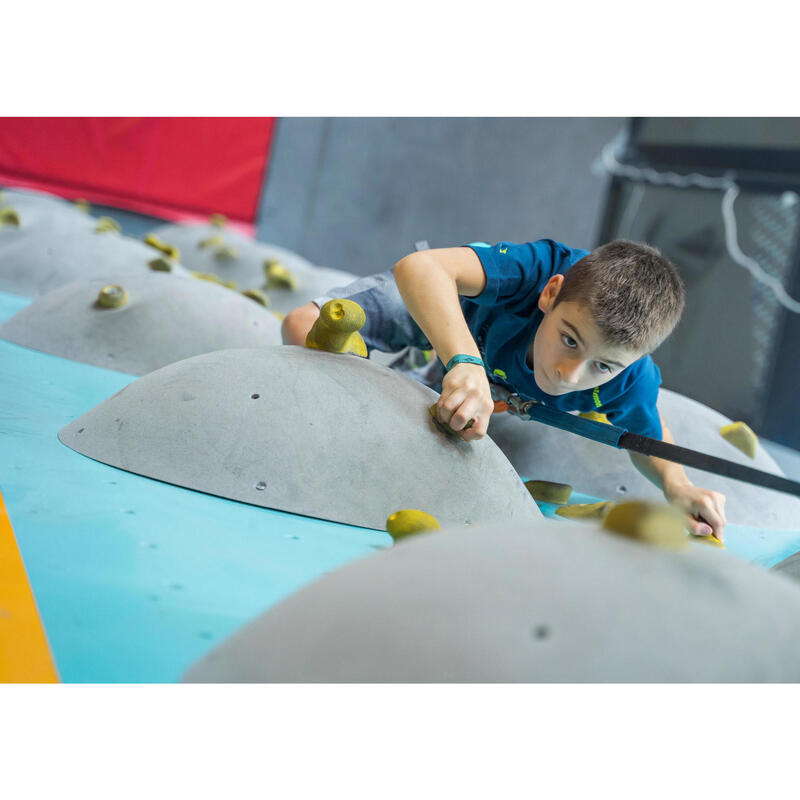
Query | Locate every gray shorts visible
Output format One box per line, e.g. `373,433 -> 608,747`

313,268 -> 446,390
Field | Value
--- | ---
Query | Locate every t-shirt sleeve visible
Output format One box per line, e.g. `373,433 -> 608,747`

464,240 -> 589,311
601,357 -> 663,439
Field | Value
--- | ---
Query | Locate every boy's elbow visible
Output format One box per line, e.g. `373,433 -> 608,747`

393,252 -> 421,281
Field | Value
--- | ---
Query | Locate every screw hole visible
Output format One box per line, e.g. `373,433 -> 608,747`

77,428 -> 85,434
532,625 -> 550,640
256,481 -> 267,491
617,485 -> 627,494
251,393 -> 260,399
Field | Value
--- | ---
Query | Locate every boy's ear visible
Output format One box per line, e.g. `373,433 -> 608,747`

538,274 -> 564,313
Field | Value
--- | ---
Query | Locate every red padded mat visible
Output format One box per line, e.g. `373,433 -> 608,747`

0,118 -> 276,234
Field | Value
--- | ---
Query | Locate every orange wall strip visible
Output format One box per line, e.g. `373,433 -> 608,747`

0,489 -> 59,682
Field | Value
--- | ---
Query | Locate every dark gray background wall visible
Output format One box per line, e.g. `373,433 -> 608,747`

255,118 -> 625,274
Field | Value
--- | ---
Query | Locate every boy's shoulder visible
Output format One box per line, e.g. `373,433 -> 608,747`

468,239 -> 589,271
464,239 -> 589,308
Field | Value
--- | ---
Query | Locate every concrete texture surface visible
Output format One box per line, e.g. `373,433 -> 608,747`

488,388 -> 800,528
0,272 -> 282,375
182,516 -> 800,682
147,221 -> 358,315
58,346 -> 540,529
0,229 -> 190,297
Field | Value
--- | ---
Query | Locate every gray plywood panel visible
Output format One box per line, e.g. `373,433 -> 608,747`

0,272 -> 282,374
488,388 -> 800,529
0,230 -> 190,297
257,118 -> 625,276
0,188 -> 97,250
146,222 -> 357,315
183,517 -> 800,682
58,346 -> 540,529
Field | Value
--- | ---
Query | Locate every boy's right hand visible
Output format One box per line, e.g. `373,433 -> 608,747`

435,363 -> 494,442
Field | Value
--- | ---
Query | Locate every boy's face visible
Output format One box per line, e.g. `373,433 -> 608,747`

530,275 -> 643,396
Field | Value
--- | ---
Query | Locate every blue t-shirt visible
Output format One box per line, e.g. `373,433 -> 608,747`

462,239 -> 663,439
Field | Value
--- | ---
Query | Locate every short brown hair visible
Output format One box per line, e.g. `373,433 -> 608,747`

553,239 -> 685,353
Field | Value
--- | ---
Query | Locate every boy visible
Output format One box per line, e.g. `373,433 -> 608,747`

282,239 -> 727,541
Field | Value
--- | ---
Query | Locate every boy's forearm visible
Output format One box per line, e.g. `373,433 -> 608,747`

628,415 -> 692,498
393,254 -> 481,365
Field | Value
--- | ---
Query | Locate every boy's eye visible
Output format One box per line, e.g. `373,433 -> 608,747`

594,362 -> 612,374
560,334 -> 577,349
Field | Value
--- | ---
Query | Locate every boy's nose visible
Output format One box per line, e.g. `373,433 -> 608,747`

555,359 -> 582,385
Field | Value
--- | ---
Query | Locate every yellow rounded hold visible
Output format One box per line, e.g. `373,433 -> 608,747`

691,532 -> 725,549
602,501 -> 688,550
556,501 -> 614,520
143,234 -> 180,261
96,285 -> 128,309
198,234 -> 224,250
242,288 -> 270,307
719,421 -> 758,459
0,207 -> 21,228
305,298 -> 368,357
214,245 -> 239,261
386,509 -> 442,540
524,480 -> 573,504
190,271 -> 238,289
209,213 -> 227,228
94,216 -> 122,234
264,259 -> 299,290
148,257 -> 174,272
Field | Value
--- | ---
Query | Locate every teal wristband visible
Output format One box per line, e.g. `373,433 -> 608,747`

444,354 -> 485,372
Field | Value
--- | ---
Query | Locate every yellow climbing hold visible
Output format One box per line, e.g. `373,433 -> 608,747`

241,288 -> 270,307
198,234 -> 224,250
209,213 -> 227,228
691,532 -> 725,549
190,271 -> 238,290
73,198 -> 91,213
719,421 -> 758,459
524,480 -> 573,504
94,216 -> 121,234
386,509 -> 441,540
556,501 -> 614,520
148,257 -> 174,272
271,310 -> 285,321
214,245 -> 239,261
428,403 -> 474,438
305,298 -> 368,357
0,207 -> 21,228
580,410 -> 610,424
96,285 -> 128,309
602,501 -> 688,550
264,259 -> 299,290
143,234 -> 180,261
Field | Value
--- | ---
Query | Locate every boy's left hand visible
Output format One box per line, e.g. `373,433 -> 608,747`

664,481 -> 727,542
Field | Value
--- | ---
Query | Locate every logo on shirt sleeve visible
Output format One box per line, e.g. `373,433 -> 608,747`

499,247 -> 508,254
